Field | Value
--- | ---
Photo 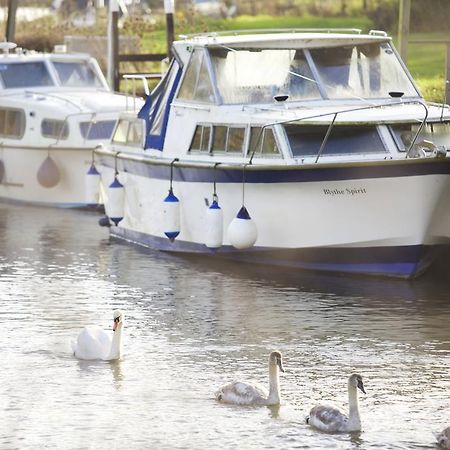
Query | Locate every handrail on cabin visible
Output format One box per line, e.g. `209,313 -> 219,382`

248,99 -> 431,164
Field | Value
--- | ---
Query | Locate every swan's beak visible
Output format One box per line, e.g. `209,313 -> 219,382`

113,317 -> 121,331
277,358 -> 285,373
357,379 -> 366,394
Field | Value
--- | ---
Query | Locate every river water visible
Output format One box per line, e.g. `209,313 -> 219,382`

0,203 -> 449,449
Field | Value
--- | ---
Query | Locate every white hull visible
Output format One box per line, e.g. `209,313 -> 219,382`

0,146 -> 97,208
96,155 -> 450,278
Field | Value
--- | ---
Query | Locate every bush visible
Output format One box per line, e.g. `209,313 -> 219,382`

366,0 -> 397,33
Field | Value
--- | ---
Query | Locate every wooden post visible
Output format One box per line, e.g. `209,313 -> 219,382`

164,0 -> 175,58
107,0 -> 119,91
446,43 -> 450,104
6,0 -> 18,42
398,0 -> 411,62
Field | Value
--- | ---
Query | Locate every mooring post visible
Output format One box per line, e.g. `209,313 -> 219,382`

398,0 -> 411,63
446,43 -> 450,104
6,0 -> 18,42
107,0 -> 120,91
164,0 -> 175,58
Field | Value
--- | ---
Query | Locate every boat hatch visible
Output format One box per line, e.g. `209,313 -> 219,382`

284,124 -> 386,157
138,60 -> 182,150
180,41 -> 419,105
390,122 -> 450,152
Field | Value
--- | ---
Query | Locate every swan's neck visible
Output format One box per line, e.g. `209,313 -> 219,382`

107,324 -> 123,360
347,386 -> 361,430
267,365 -> 280,405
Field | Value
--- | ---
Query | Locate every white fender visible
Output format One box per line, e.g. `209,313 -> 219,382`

163,189 -> 180,241
37,155 -> 60,188
205,199 -> 223,249
227,206 -> 257,249
85,163 -> 101,206
107,176 -> 124,226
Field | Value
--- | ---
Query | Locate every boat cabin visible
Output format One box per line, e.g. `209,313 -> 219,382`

111,30 -> 450,164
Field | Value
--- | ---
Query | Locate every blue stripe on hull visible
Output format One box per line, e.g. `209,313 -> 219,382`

97,154 -> 450,184
110,226 -> 436,278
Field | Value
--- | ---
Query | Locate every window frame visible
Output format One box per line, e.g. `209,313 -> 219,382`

283,123 -> 387,158
0,107 -> 25,139
41,118 -> 69,140
189,123 -> 281,158
247,126 -> 282,158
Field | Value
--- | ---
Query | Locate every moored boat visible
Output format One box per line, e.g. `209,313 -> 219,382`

94,29 -> 450,278
0,42 -> 143,208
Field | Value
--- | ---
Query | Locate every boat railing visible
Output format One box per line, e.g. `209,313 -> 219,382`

248,99 -> 431,164
179,28 -> 362,40
47,110 -> 121,147
122,74 -> 152,111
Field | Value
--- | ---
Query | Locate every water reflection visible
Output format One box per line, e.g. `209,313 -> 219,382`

76,359 -> 124,389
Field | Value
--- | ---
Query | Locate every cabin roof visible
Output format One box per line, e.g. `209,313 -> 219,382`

174,30 -> 391,51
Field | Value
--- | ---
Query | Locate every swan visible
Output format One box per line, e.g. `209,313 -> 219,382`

215,351 -> 285,406
306,373 -> 366,433
437,427 -> 450,448
72,310 -> 124,361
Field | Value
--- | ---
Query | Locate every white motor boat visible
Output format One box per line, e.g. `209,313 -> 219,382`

94,29 -> 450,278
0,42 -> 142,208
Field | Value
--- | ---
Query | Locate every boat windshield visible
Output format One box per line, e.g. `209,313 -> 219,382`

207,42 -> 418,104
0,61 -> 53,88
309,42 -> 418,99
52,61 -> 103,88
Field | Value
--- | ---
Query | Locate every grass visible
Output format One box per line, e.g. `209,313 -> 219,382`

395,33 -> 448,102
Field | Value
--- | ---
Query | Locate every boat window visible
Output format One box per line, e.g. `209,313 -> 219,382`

0,108 -> 25,139
0,62 -> 53,88
112,119 -> 143,146
112,119 -> 129,143
228,127 -> 245,153
41,119 -> 69,140
209,47 -> 320,104
212,125 -> 227,152
190,124 -> 212,152
248,127 -> 280,157
128,120 -> 143,146
177,48 -> 215,103
52,61 -> 103,87
390,122 -> 450,151
80,120 -> 116,140
211,125 -> 245,154
284,124 -> 386,157
309,42 -> 418,99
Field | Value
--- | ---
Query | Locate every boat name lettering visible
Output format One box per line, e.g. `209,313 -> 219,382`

323,188 -> 367,196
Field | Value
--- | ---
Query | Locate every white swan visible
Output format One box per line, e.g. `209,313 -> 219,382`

72,310 -> 124,361
437,427 -> 450,449
215,351 -> 285,406
306,373 -> 366,433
